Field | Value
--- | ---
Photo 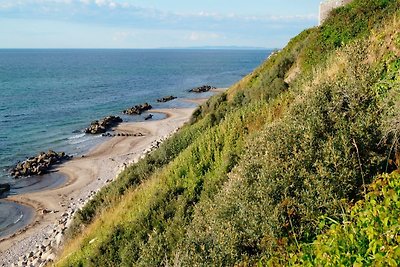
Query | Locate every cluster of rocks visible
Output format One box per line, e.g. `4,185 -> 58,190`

123,103 -> 152,115
9,151 -> 71,178
11,188 -> 101,267
101,132 -> 144,137
12,221 -> 61,267
6,124 -> 184,267
85,116 -> 123,134
157,95 -> 177,102
189,85 -> 216,93
141,129 -> 179,156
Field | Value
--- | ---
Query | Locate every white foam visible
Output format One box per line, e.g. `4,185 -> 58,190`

68,133 -> 85,140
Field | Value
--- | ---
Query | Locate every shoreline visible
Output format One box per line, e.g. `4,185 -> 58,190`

0,107 -> 196,266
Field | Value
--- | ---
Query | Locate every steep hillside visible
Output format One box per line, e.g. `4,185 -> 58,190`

57,0 -> 400,266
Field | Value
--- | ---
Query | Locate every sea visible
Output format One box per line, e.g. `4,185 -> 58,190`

0,49 -> 270,236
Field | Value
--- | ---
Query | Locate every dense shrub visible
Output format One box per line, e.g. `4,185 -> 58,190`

176,41 -> 393,266
58,0 -> 400,266
70,116 -> 211,229
291,172 -> 400,266
299,0 -> 399,71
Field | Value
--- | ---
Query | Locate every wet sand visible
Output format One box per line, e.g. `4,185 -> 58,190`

182,98 -> 209,105
0,201 -> 34,239
0,107 -> 195,265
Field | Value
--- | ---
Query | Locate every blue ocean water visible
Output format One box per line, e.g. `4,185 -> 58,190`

0,49 -> 270,184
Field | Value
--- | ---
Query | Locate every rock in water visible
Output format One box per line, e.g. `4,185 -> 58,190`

157,96 -> 177,102
84,116 -> 123,134
9,150 -> 71,178
144,114 -> 153,120
189,85 -> 216,93
123,103 -> 152,115
0,183 -> 10,195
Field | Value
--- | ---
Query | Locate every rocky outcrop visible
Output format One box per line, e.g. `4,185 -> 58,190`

9,151 -> 71,178
157,96 -> 177,102
85,116 -> 123,134
189,85 -> 216,93
101,132 -> 144,137
123,103 -> 152,115
144,114 -> 153,120
0,183 -> 10,195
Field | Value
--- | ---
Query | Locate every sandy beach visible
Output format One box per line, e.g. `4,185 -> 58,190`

0,107 -> 195,266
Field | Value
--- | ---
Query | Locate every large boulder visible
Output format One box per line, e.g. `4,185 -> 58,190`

123,103 -> 152,115
85,116 -> 123,134
189,85 -> 216,93
144,114 -> 153,120
9,151 -> 71,179
157,96 -> 177,103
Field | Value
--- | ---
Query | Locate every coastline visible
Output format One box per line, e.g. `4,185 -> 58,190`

0,107 -> 197,266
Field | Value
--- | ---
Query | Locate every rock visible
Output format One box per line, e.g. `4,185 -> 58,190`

123,103 -> 152,115
42,240 -> 51,248
85,116 -> 123,135
157,95 -> 177,102
0,183 -> 10,195
9,151 -> 71,178
42,209 -> 51,214
40,249 -> 53,261
55,233 -> 64,247
47,253 -> 56,262
144,114 -> 153,120
31,258 -> 40,266
189,85 -> 216,93
65,218 -> 73,229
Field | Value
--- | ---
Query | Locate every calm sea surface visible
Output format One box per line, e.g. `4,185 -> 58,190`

0,49 -> 269,184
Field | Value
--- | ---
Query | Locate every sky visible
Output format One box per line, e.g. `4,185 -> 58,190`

0,0 -> 322,49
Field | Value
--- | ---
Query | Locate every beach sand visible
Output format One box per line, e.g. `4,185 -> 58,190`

0,107 -> 195,265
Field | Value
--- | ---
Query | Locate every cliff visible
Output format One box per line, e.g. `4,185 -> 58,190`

56,0 -> 400,265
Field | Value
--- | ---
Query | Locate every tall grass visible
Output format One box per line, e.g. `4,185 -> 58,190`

57,0 -> 400,265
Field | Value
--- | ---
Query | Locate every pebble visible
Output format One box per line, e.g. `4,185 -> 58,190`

3,128 -> 179,266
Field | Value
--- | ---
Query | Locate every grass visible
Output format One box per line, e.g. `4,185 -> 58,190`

57,0 -> 400,266
289,172 -> 400,266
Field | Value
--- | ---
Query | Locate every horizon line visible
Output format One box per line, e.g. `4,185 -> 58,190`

0,47 -> 276,50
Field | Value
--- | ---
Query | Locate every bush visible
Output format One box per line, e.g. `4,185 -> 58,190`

177,42 -> 393,266
292,172 -> 400,266
57,1 -> 400,265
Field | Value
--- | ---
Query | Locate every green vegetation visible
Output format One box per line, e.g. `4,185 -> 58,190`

291,172 -> 400,266
58,0 -> 400,266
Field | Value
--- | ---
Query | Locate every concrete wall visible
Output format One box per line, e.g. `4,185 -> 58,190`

319,0 -> 353,25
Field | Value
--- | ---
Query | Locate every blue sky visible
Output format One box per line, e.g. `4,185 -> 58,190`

0,0 -> 322,49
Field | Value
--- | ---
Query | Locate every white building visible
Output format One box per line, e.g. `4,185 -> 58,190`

319,0 -> 353,25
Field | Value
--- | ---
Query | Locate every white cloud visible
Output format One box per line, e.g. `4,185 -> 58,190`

0,0 -> 318,48
109,2 -> 116,9
94,0 -> 106,7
